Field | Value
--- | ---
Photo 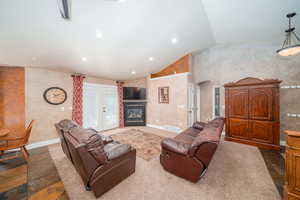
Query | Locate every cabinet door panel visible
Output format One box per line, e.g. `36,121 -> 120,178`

288,150 -> 300,196
249,88 -> 273,120
228,89 -> 249,119
250,120 -> 273,144
228,119 -> 249,139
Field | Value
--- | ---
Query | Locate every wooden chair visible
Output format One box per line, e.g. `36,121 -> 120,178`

0,120 -> 35,162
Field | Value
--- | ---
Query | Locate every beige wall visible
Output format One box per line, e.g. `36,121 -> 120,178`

26,67 -> 116,144
123,78 -> 147,88
85,76 -> 116,86
192,44 -> 300,140
147,74 -> 189,131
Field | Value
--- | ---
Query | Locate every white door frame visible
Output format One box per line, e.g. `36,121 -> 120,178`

196,85 -> 201,121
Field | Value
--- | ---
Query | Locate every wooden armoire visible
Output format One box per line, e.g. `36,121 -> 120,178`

224,77 -> 282,150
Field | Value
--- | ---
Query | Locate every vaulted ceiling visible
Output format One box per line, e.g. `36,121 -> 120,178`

0,0 -> 299,79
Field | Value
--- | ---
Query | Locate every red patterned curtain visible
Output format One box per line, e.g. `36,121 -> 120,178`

117,81 -> 125,128
71,74 -> 85,126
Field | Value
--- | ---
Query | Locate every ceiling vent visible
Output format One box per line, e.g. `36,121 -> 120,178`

57,0 -> 71,20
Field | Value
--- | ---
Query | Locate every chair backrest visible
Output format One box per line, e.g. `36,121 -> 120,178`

22,120 -> 34,145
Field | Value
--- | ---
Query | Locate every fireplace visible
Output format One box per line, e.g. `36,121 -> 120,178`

124,102 -> 146,126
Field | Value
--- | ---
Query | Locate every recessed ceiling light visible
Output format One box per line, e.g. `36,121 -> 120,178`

171,37 -> 178,44
96,32 -> 103,39
149,57 -> 154,61
81,57 -> 87,62
131,70 -> 136,75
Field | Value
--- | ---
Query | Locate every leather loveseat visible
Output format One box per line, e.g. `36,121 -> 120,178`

160,117 -> 225,182
55,120 -> 136,198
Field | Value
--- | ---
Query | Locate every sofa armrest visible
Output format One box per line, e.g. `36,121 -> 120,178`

161,138 -> 190,155
192,121 -> 207,131
105,143 -> 131,161
100,135 -> 114,145
87,128 -> 114,145
189,138 -> 219,157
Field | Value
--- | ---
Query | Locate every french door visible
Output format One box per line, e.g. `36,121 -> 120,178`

83,83 -> 118,131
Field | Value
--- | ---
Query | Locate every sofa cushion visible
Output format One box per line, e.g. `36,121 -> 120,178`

69,127 -> 99,143
161,138 -> 190,155
185,127 -> 202,137
174,133 -> 195,144
83,134 -> 107,164
86,128 -> 114,144
104,142 -> 131,160
189,128 -> 220,156
207,117 -> 225,128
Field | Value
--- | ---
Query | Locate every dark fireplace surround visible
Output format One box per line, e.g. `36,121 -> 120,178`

124,102 -> 146,126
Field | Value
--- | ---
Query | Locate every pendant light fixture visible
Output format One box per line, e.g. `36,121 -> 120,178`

277,13 -> 300,56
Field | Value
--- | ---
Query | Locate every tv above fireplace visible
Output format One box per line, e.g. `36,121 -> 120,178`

123,87 -> 146,100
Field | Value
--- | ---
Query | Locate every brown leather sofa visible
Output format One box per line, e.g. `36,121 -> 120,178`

160,117 -> 225,182
55,120 -> 136,198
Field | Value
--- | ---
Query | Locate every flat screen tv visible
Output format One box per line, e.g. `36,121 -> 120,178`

123,87 -> 146,100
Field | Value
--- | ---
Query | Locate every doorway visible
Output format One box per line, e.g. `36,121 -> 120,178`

83,83 -> 118,131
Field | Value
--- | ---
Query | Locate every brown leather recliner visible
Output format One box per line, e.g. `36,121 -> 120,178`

160,117 -> 225,182
55,120 -> 136,198
55,120 -> 114,163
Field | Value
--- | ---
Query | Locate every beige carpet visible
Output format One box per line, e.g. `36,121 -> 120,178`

48,128 -> 280,200
110,129 -> 164,161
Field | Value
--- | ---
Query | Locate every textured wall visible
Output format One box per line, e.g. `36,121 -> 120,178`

0,67 -> 25,135
26,68 -> 117,143
147,74 -> 189,130
192,44 -> 300,140
123,78 -> 147,88
25,68 -> 73,143
85,76 -> 116,86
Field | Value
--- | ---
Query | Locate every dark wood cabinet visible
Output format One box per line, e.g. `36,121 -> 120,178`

285,130 -> 300,200
224,77 -> 281,150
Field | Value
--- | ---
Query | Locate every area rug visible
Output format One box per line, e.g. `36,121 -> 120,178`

48,137 -> 281,200
110,129 -> 164,161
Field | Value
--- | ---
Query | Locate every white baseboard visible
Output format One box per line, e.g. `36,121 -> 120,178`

147,124 -> 182,133
26,138 -> 60,150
